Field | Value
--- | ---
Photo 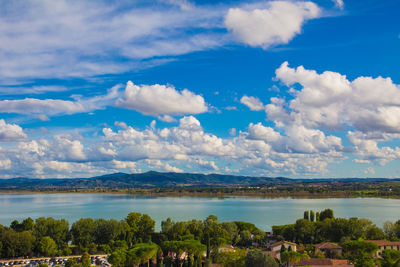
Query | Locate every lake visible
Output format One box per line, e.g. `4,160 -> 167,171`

1,193 -> 399,231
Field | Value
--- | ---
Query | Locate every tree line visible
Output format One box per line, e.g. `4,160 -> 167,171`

1,210 -> 400,266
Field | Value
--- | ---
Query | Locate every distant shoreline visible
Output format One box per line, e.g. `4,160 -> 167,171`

0,188 -> 398,199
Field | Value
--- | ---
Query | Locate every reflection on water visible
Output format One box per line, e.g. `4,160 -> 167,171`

1,193 -> 399,231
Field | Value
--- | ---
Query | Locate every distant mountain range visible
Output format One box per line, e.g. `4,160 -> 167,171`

0,171 -> 399,190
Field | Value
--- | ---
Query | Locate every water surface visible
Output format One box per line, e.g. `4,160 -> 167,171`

1,193 -> 399,231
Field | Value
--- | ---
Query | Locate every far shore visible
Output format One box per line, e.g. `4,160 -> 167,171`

0,188 -> 398,199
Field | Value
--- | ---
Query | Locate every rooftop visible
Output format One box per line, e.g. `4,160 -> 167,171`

314,242 -> 343,249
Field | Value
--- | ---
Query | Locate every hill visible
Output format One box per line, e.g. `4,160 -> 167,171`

0,171 -> 398,190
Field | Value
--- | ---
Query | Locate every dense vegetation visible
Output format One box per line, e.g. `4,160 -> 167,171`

1,210 -> 400,266
1,171 -> 400,198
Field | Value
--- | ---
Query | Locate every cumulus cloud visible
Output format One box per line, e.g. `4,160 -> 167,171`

240,95 -> 265,111
0,119 -> 28,141
225,1 -> 320,49
0,115 -> 347,178
117,81 -> 208,118
268,61 -> 400,165
273,61 -> 400,133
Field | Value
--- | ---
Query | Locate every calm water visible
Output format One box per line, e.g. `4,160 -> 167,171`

1,194 -> 399,231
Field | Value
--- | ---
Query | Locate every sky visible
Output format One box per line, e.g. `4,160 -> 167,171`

0,0 -> 399,178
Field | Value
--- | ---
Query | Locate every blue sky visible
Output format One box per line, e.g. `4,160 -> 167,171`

0,0 -> 399,178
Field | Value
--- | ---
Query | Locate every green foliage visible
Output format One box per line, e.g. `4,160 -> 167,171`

295,219 -> 315,244
304,211 -> 309,220
81,252 -> 91,267
245,249 -> 278,267
280,251 -> 308,266
310,211 -> 315,222
125,212 -> 155,244
38,236 -> 57,256
65,258 -> 78,267
70,218 -> 96,248
34,217 -> 69,248
0,226 -> 35,258
109,248 -> 127,267
126,243 -> 159,266
213,248 -> 247,267
381,249 -> 400,267
320,209 -> 334,221
342,240 -> 378,267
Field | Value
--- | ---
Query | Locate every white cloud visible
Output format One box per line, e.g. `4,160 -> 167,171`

0,84 -> 120,116
0,119 -> 28,142
274,61 -> 400,133
248,123 -> 281,142
0,0 -> 228,81
117,81 -> 208,118
0,115 -> 347,177
225,1 -> 320,49
240,95 -> 265,111
0,85 -> 68,95
193,158 -> 219,171
269,61 -> 400,165
332,0 -> 344,10
0,159 -> 11,170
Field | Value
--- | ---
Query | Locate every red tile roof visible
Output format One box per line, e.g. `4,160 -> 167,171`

365,240 -> 400,246
293,258 -> 353,266
314,242 -> 342,249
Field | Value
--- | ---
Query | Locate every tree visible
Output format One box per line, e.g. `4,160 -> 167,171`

280,251 -> 307,267
22,218 -> 35,231
366,226 -> 385,240
94,219 -> 122,245
383,222 -> 396,239
304,211 -> 309,220
70,218 -> 95,248
65,258 -> 78,267
310,211 -> 315,222
126,243 -> 159,267
342,240 -> 378,267
320,209 -> 334,221
280,244 -> 286,254
294,219 -> 315,244
213,248 -> 247,267
138,214 -> 155,243
109,248 -> 127,267
81,252 -> 91,267
34,217 -> 69,249
125,212 -> 155,244
381,249 -> 400,267
245,249 -> 278,267
38,236 -> 57,256
316,212 -> 320,221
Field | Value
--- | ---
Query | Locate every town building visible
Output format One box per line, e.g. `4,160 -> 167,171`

365,240 -> 400,257
314,242 -> 343,257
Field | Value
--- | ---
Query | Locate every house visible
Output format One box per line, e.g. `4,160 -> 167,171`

292,258 -> 354,266
314,242 -> 343,257
269,241 -> 297,259
365,240 -> 400,257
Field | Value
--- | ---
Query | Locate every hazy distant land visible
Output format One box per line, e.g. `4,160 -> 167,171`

0,171 -> 399,198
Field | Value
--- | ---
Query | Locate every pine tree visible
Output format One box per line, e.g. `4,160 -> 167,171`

304,211 -> 309,220
310,210 -> 315,222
